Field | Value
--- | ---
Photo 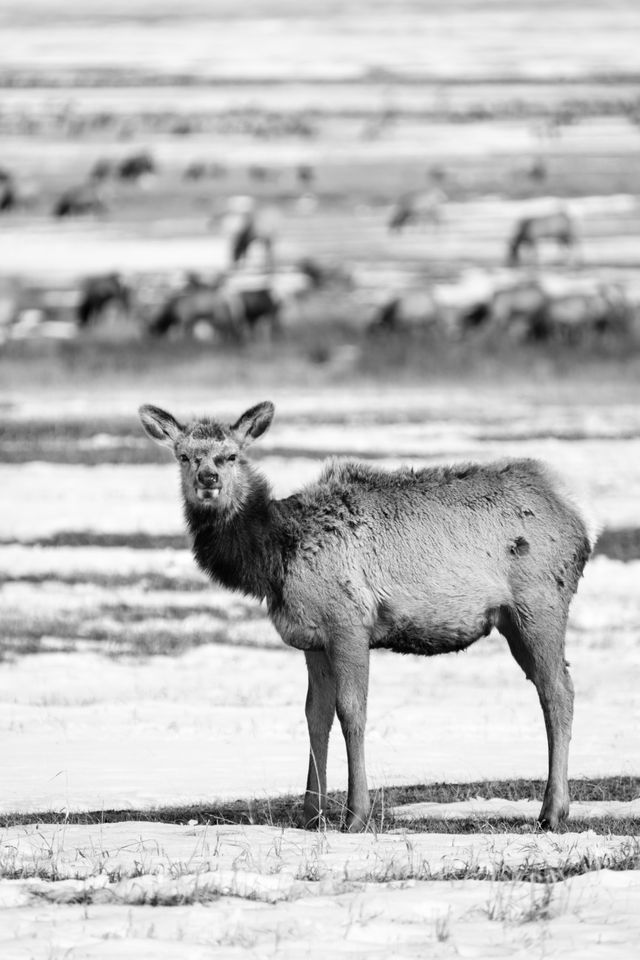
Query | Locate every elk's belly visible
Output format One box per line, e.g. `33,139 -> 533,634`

370,606 -> 499,656
270,608 -> 326,651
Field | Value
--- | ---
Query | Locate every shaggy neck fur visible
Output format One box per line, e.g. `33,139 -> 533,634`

184,471 -> 284,604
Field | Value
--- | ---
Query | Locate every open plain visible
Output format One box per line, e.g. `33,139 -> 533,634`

1,1 -> 639,957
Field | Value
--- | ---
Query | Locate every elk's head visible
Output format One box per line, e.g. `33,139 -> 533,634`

138,401 -> 274,515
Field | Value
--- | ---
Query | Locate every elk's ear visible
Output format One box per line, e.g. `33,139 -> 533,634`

138,405 -> 184,448
232,401 -> 275,445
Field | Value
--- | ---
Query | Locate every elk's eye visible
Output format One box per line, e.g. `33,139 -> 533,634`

179,454 -> 189,463
227,454 -> 237,462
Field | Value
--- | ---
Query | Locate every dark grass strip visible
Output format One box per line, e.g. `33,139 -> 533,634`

0,532 -> 190,549
0,410 -> 484,445
3,527 -> 640,561
0,573 -> 210,591
1,778 -> 637,832
0,420 -> 338,465
0,443 -> 372,466
386,816 -> 640,836
0,418 -> 137,442
2,601 -> 265,627
0,626 -> 278,660
382,776 -> 640,805
478,429 -> 640,443
299,846 -> 640,884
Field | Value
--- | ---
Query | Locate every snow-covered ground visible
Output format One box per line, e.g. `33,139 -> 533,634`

1,554 -> 639,814
2,0 -> 640,949
1,377 -> 639,955
1,823 -> 639,958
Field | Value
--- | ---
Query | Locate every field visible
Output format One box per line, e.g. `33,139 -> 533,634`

1,1 -> 640,957
2,370 -> 640,957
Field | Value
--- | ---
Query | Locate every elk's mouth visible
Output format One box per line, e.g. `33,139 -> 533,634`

196,487 -> 221,503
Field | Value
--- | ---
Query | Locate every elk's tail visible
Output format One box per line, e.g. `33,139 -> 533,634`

541,463 -> 602,551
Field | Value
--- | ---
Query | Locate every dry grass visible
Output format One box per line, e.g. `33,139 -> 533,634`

0,837 -> 638,902
1,777 -> 637,834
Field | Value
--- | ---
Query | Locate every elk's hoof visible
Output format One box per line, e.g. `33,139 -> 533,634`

301,807 -> 323,830
537,804 -> 569,831
344,811 -> 369,833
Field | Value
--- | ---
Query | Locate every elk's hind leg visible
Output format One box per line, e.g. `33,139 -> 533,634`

303,650 -> 336,828
331,638 -> 371,832
500,605 -> 574,830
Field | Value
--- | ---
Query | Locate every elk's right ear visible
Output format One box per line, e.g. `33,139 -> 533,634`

231,401 -> 275,445
138,405 -> 184,448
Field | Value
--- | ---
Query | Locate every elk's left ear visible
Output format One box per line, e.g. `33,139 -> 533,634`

232,401 -> 275,445
138,404 -> 184,448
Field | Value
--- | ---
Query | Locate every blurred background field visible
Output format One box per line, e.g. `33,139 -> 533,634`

1,0 -> 640,365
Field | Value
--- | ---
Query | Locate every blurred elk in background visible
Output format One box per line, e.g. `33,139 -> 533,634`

389,187 -> 447,233
77,274 -> 131,329
0,168 -> 17,212
150,275 -> 281,342
53,182 -> 106,218
507,210 -> 577,266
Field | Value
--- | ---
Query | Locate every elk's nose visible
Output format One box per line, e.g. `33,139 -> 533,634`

197,468 -> 219,487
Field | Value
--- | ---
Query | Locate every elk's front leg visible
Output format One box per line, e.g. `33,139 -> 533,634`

303,650 -> 336,827
332,639 -> 371,832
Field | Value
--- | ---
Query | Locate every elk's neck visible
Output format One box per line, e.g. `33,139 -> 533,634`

185,477 -> 283,603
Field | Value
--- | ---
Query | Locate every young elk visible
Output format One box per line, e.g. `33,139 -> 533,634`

139,401 -> 594,832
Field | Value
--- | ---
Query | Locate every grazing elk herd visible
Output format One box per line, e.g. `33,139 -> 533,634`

0,149 -> 636,345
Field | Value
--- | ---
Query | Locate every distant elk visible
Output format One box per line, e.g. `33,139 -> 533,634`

77,273 -> 130,328
462,278 -> 634,343
526,156 -> 548,185
460,280 -> 549,339
541,284 -> 633,344
150,279 -> 280,342
297,257 -> 354,292
296,164 -> 315,189
90,157 -> 114,183
247,164 -> 281,184
183,160 -> 228,181
507,210 -> 577,267
53,183 -> 105,218
0,168 -> 16,212
369,290 -> 440,336
222,200 -> 280,273
117,150 -> 156,182
139,401 -> 595,832
388,188 -> 446,233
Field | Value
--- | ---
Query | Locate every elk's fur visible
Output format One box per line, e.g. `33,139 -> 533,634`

139,401 -> 594,832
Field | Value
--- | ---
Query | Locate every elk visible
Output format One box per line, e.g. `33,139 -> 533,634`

139,401 -> 595,832
388,188 -> 446,233
0,167 -> 16,212
229,210 -> 276,273
507,210 -> 577,267
77,273 -> 130,328
117,150 -> 156,181
53,182 -> 105,218
150,281 -> 280,341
